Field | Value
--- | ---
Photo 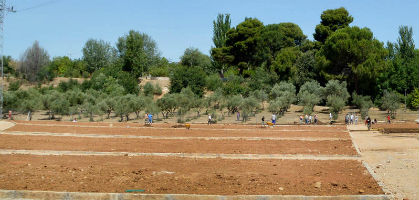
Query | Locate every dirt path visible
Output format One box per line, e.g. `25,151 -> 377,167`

0,121 -> 15,131
0,149 -> 361,160
348,125 -> 419,200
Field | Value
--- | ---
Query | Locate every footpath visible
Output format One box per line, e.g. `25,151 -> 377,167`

348,124 -> 419,200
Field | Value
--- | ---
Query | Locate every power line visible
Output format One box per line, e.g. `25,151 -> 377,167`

17,0 -> 59,12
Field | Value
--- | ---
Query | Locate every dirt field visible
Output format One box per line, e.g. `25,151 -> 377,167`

0,155 -> 381,195
8,122 -> 350,139
0,135 -> 357,155
0,121 -> 385,196
372,122 -> 419,133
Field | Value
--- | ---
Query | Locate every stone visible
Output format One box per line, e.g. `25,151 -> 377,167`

331,182 -> 338,186
278,187 -> 284,191
314,181 -> 322,188
359,189 -> 365,194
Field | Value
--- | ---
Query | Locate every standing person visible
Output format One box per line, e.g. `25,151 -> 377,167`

261,116 -> 265,126
314,114 -> 318,124
299,115 -> 303,124
350,113 -> 354,124
271,113 -> 276,125
148,113 -> 153,125
236,112 -> 240,121
329,113 -> 332,121
208,114 -> 212,125
8,110 -> 12,120
304,114 -> 308,124
345,114 -> 349,125
308,115 -> 312,124
366,116 -> 372,130
355,115 -> 358,125
387,115 -> 391,124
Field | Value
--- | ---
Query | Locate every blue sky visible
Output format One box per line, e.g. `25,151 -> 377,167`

4,0 -> 419,62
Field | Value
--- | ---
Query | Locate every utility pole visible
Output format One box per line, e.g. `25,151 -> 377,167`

0,0 -> 15,117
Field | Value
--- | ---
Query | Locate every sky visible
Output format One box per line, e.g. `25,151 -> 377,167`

3,0 -> 419,62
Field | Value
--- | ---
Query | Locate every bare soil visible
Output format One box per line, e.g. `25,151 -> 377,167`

0,155 -> 383,195
372,122 -> 419,133
14,120 -> 348,130
6,123 -> 350,139
0,135 -> 357,155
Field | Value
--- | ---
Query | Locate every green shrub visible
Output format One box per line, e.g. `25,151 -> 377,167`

143,82 -> 154,96
154,83 -> 163,95
8,80 -> 21,91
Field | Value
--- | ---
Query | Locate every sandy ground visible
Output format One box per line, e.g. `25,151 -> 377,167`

349,124 -> 419,200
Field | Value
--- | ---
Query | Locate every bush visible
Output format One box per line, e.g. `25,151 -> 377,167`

149,66 -> 169,77
8,80 -> 21,91
170,65 -> 206,97
205,74 -> 223,91
143,82 -> 154,96
407,88 -> 419,110
154,83 -> 163,95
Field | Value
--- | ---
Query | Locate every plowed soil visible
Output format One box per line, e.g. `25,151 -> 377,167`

6,124 -> 350,139
372,122 -> 418,133
0,135 -> 357,155
14,120 -> 348,130
0,155 -> 382,195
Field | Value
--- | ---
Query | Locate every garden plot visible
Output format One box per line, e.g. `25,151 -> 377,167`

0,121 -> 386,197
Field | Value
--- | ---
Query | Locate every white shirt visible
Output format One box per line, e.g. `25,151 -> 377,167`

272,114 -> 276,120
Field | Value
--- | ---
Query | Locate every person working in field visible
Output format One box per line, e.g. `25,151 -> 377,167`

271,113 -> 276,125
261,116 -> 265,126
148,113 -> 153,125
208,114 -> 212,125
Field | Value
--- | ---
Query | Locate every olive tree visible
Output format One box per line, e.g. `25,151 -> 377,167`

324,80 -> 350,119
326,95 -> 345,120
381,90 -> 401,119
224,95 -> 243,115
19,89 -> 43,120
239,96 -> 260,122
352,92 -> 373,119
270,82 -> 296,112
157,93 -> 177,119
297,81 -> 323,115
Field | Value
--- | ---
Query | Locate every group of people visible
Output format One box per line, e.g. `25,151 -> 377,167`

344,113 -> 359,125
299,114 -> 318,124
261,114 -> 277,126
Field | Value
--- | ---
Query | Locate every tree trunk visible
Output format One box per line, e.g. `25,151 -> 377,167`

125,114 -> 129,121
